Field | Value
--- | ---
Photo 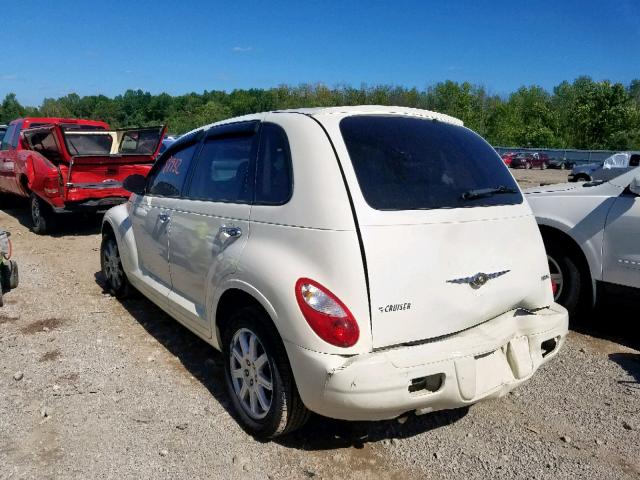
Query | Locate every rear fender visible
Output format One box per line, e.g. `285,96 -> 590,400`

209,279 -> 278,351
24,153 -> 65,207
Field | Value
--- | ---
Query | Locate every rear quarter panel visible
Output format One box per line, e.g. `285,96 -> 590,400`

214,112 -> 371,355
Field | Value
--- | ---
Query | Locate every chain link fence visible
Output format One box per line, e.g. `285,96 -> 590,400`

493,147 -> 619,165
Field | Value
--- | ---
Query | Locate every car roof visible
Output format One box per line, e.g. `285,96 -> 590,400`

182,105 -> 464,138
10,117 -> 110,128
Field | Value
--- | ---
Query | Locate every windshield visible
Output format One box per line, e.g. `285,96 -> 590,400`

64,132 -> 114,155
340,115 -> 523,210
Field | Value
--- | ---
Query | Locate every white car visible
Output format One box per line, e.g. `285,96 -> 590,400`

100,106 -> 568,438
526,167 -> 640,315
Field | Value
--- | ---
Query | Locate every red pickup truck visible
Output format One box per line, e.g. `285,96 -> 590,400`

0,117 -> 164,233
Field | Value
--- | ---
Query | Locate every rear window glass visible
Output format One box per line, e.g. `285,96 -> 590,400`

340,116 -> 523,210
119,128 -> 163,155
64,133 -> 113,155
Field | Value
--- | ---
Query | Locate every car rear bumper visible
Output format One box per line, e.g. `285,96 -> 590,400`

286,303 -> 568,421
53,196 -> 128,213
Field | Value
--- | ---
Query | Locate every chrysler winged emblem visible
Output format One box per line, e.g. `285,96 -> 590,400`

447,270 -> 510,289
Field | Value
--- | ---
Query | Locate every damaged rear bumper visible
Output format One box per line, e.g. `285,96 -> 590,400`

285,303 -> 568,421
53,196 -> 128,213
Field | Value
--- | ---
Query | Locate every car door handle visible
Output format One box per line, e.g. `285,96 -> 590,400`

219,225 -> 242,238
158,213 -> 170,223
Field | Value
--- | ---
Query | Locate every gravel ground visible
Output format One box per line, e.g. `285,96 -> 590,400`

1,168 -> 639,479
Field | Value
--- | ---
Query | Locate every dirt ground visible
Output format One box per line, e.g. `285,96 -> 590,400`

510,167 -> 570,189
1,169 -> 639,479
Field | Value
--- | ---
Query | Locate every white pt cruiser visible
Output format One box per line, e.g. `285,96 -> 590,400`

101,106 -> 568,437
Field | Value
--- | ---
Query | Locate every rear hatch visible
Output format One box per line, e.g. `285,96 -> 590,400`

336,115 -> 552,348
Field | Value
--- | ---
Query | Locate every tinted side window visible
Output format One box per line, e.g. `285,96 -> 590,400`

1,125 -> 16,150
340,116 -> 522,210
255,123 -> 292,205
147,143 -> 199,197
187,135 -> 255,203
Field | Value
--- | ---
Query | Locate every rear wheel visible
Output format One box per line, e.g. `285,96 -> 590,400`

100,233 -> 130,298
222,306 -> 309,438
545,240 -> 587,317
30,193 -> 56,235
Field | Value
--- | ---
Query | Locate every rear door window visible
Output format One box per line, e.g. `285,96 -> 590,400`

255,123 -> 292,205
186,134 -> 256,203
146,142 -> 199,197
340,115 -> 522,210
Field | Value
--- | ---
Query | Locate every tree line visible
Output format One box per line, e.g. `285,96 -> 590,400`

1,76 -> 639,150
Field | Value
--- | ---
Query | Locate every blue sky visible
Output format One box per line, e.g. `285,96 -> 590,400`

1,0 -> 638,106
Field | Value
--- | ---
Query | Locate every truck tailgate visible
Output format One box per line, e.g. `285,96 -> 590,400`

65,155 -> 154,202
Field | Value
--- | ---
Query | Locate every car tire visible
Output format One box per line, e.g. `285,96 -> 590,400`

222,306 -> 309,438
0,260 -> 18,291
545,241 -> 587,318
30,193 -> 56,235
100,233 -> 130,298
574,175 -> 590,182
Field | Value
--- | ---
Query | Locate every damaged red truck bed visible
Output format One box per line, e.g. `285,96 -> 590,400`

0,117 -> 165,233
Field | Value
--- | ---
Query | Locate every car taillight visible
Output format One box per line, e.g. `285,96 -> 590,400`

43,176 -> 61,197
295,278 -> 359,347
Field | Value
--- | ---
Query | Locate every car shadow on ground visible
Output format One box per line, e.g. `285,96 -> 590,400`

608,353 -> 640,388
571,294 -> 640,352
93,271 -> 470,449
0,195 -> 102,237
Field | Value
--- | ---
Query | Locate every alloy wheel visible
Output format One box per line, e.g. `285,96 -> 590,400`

548,255 -> 564,301
102,239 -> 123,290
229,328 -> 273,420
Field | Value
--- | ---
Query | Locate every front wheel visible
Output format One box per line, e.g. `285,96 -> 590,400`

100,234 -> 130,298
30,193 -> 56,235
222,306 -> 309,438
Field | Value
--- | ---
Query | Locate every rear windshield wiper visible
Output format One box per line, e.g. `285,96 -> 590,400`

461,185 -> 518,200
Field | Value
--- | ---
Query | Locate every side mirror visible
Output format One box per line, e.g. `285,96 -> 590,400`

123,174 -> 146,195
629,176 -> 640,196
